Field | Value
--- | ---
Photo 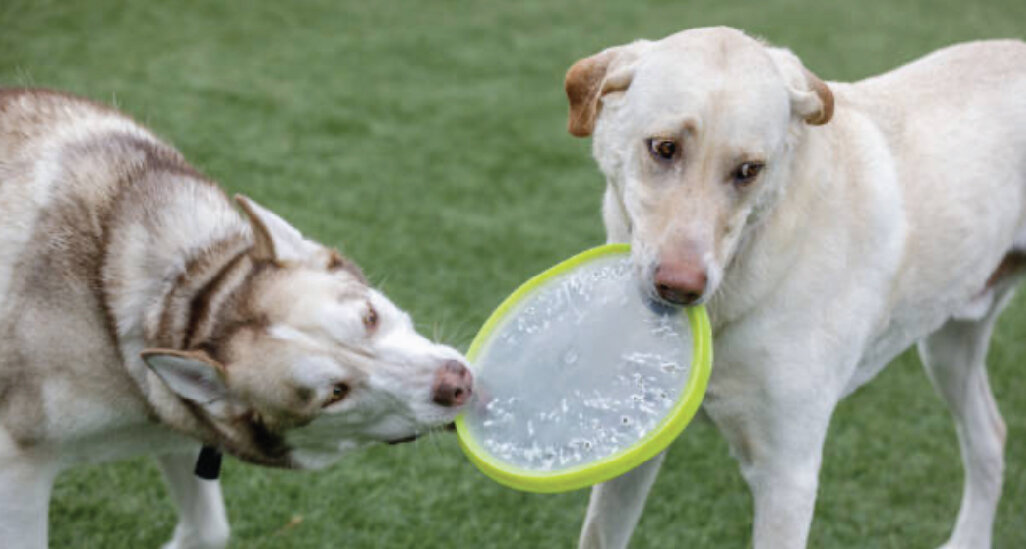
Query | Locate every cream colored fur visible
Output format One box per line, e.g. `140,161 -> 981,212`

566,27 -> 1026,549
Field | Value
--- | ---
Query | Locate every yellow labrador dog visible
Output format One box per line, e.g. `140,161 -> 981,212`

565,27 -> 1025,549
0,89 -> 473,548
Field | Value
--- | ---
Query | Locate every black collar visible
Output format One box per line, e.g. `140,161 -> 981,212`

194,445 -> 223,480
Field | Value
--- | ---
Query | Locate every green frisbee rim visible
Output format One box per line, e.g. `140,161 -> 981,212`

455,243 -> 713,493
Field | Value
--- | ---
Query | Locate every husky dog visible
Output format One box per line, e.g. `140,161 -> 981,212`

0,88 -> 474,549
564,28 -> 1026,548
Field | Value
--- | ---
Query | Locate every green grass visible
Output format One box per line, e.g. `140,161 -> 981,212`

2,0 -> 1025,547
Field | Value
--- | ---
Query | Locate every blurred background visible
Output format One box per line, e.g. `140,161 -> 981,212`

2,0 -> 1023,547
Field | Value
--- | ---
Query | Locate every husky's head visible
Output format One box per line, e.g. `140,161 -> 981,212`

141,196 -> 473,469
564,27 -> 833,306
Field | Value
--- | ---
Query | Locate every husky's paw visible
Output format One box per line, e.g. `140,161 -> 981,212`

161,522 -> 229,549
937,541 -> 991,549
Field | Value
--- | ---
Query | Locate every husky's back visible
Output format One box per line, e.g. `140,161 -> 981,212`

0,89 -> 244,450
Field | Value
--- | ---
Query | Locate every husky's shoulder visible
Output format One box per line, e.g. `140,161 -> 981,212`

0,88 -> 162,159
0,89 -> 250,444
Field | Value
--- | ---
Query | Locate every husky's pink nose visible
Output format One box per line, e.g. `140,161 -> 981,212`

432,360 -> 473,407
654,260 -> 707,305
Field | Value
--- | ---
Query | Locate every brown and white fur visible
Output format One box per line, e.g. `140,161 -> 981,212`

0,88 -> 473,549
565,28 -> 1026,549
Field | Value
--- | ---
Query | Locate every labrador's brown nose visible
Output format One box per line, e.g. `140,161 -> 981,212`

432,360 -> 473,407
654,260 -> 707,305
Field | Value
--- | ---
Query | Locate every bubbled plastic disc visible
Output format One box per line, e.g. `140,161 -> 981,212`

455,243 -> 712,493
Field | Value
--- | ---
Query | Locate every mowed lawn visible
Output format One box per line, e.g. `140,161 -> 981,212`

2,0 -> 1025,547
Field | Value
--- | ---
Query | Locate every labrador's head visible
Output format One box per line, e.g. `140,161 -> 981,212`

566,27 -> 833,306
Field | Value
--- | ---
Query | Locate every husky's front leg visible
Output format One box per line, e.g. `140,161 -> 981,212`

0,452 -> 59,549
156,449 -> 229,549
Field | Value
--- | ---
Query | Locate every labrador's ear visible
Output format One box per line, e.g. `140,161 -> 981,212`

142,348 -> 228,404
765,47 -> 834,126
565,40 -> 652,137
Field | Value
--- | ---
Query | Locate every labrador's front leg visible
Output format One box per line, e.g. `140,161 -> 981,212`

704,373 -> 838,549
578,451 -> 667,549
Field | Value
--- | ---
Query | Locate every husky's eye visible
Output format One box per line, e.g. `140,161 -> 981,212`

732,161 -> 764,186
324,382 -> 350,407
362,306 -> 378,332
647,138 -> 678,161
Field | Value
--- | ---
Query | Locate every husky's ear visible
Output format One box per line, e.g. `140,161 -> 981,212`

142,349 -> 228,404
235,194 -> 319,263
765,47 -> 834,126
565,40 -> 652,137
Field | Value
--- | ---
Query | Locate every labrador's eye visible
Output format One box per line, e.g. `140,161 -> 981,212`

324,382 -> 350,407
363,306 -> 378,332
733,162 -> 764,186
647,138 -> 678,161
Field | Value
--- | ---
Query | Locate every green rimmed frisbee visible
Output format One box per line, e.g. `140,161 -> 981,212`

455,243 -> 712,493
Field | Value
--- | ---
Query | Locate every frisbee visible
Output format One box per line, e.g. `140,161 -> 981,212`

455,243 -> 712,493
